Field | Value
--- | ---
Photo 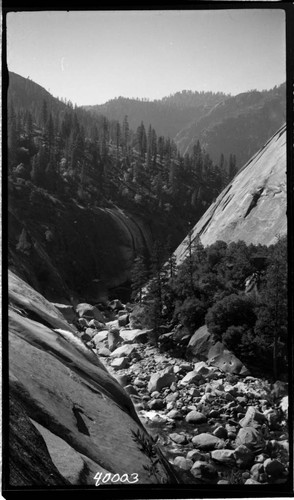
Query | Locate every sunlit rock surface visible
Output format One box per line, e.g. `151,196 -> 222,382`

8,271 -> 179,486
175,124 -> 286,264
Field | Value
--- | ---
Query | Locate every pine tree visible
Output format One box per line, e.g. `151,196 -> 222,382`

41,99 -> 48,126
165,236 -> 177,281
31,149 -> 46,187
229,154 -> 237,180
255,236 -> 287,378
136,121 -> 147,157
146,241 -> 169,331
101,117 -> 109,159
146,125 -> 153,169
115,122 -> 121,161
131,255 -> 148,304
122,115 -> 129,154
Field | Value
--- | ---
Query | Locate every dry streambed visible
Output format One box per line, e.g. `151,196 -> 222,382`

76,301 -> 289,486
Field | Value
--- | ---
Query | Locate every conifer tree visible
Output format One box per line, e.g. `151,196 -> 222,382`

41,99 -> 48,126
115,122 -> 121,161
254,236 -> 287,379
122,115 -> 129,154
146,125 -> 153,169
146,241 -> 169,331
136,121 -> 147,157
229,154 -> 237,180
131,254 -> 148,304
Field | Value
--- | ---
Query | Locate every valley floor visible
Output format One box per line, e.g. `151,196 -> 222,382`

91,311 -> 289,486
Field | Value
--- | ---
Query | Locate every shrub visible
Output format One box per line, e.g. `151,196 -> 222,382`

206,293 -> 257,341
173,296 -> 206,333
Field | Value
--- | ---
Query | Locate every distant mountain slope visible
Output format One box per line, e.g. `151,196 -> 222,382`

175,123 -> 287,264
174,84 -> 286,168
8,71 -> 68,115
83,91 -> 229,138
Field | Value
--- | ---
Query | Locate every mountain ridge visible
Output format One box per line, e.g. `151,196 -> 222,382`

83,90 -> 228,140
84,83 -> 285,170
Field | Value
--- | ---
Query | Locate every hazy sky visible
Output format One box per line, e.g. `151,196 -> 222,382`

7,9 -> 286,106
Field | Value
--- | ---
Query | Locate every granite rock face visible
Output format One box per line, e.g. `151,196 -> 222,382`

9,183 -> 152,302
7,271 -> 179,487
175,124 -> 286,264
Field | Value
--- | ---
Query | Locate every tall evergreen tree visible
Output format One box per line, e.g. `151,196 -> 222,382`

254,236 -> 287,379
136,121 -> 147,157
229,154 -> 237,180
131,254 -> 148,304
122,115 -> 129,154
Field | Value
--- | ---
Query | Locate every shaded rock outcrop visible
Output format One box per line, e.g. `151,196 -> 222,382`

7,271 -> 179,487
9,390 -> 70,487
175,124 -> 286,264
8,181 -> 153,302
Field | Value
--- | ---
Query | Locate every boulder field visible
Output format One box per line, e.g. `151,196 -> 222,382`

51,294 -> 289,487
7,271 -> 180,487
175,124 -> 286,264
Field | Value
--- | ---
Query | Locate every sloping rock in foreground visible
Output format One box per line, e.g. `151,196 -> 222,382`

7,271 -> 179,487
175,124 -> 286,263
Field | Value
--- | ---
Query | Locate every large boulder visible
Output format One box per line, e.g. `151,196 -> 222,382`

148,367 -> 176,393
110,344 -> 138,359
208,342 -> 250,375
76,303 -> 105,324
263,458 -> 286,478
179,371 -> 203,386
235,427 -> 265,451
111,357 -> 129,370
191,433 -> 224,451
193,361 -> 212,376
173,457 -> 193,471
233,445 -> 254,468
119,329 -> 149,344
186,325 -> 214,361
210,449 -> 236,465
191,461 -> 218,483
51,303 -> 77,324
92,330 -> 109,346
185,411 -> 207,425
108,328 -> 122,352
239,406 -> 267,428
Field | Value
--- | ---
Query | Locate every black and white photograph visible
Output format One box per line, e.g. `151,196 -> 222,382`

3,4 -> 292,497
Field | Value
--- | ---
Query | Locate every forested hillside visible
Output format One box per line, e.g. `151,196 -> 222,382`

85,83 -> 285,173
8,72 -> 233,251
175,83 -> 286,167
84,90 -> 229,139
